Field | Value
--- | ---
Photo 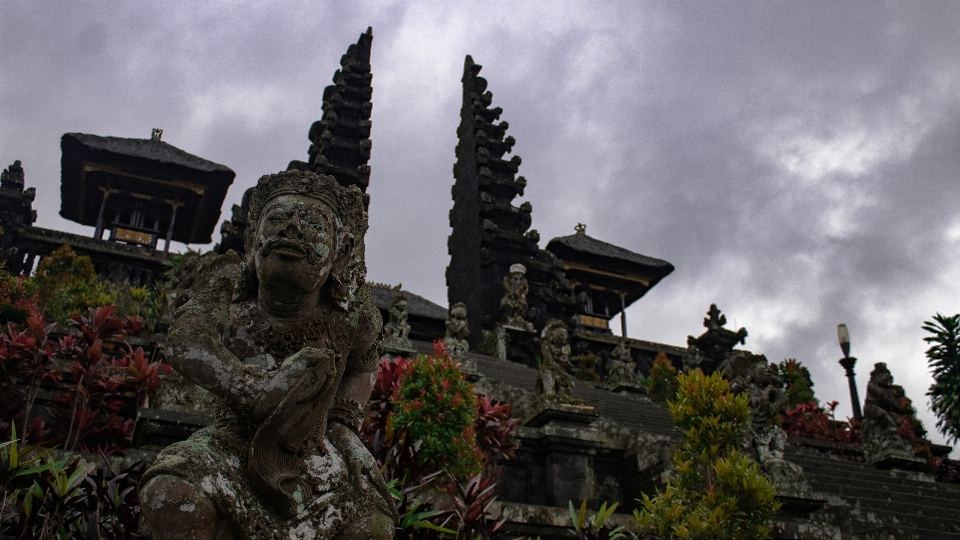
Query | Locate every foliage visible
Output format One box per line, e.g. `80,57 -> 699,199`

31,245 -> 117,324
391,341 -> 483,479
474,395 -> 519,476
922,313 -> 960,443
895,394 -> 931,459
634,370 -> 780,540
44,306 -> 168,454
569,500 -> 633,540
1,427 -> 150,539
647,352 -> 678,403
447,471 -> 505,540
363,341 -> 519,539
0,315 -> 56,444
776,359 -> 815,408
781,400 -> 861,445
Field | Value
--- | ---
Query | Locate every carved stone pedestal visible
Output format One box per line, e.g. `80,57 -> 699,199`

522,402 -> 601,507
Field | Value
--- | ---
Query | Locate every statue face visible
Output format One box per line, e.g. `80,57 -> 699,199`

254,194 -> 338,295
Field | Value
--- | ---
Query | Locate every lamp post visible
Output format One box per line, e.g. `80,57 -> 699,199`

837,324 -> 863,421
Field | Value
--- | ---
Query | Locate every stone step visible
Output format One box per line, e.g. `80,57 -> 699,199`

850,524 -> 960,540
808,487 -> 960,533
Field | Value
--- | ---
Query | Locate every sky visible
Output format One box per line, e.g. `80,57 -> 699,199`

3,1 -> 960,450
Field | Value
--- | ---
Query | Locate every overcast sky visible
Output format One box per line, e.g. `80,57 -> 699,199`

3,1 -> 960,449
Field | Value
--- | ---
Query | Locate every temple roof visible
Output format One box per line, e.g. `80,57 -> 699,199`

546,232 -> 674,277
369,284 -> 448,321
60,133 -> 235,245
63,133 -> 233,173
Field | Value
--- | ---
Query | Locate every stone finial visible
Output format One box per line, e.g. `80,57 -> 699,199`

500,263 -> 534,332
1,160 -> 25,190
384,293 -> 413,351
151,128 -> 163,141
575,223 -> 586,235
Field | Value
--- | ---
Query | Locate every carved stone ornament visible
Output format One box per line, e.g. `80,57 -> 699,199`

139,170 -> 395,540
500,263 -> 534,332
861,362 -> 922,465
721,351 -> 807,493
444,302 -> 470,359
383,293 -> 414,352
605,338 -> 643,392
534,319 -> 584,406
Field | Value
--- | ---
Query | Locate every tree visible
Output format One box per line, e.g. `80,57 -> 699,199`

634,369 -> 780,540
922,313 -> 960,443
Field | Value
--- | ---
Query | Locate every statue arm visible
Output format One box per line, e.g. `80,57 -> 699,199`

331,296 -> 384,432
166,277 -> 265,413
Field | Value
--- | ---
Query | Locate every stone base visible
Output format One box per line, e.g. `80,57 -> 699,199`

383,342 -> 418,356
873,454 -> 929,472
524,400 -> 599,428
457,355 -> 481,382
606,380 -> 646,394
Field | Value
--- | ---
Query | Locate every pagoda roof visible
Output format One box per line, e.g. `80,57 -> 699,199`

60,133 -> 235,244
546,232 -> 674,276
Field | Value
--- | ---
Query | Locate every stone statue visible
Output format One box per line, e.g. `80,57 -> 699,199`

721,352 -> 806,493
535,319 -> 579,404
606,338 -> 642,390
444,302 -> 469,358
862,362 -> 919,464
500,263 -> 534,332
139,171 -> 394,540
383,293 -> 413,351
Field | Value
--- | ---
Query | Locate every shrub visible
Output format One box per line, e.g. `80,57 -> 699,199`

634,369 -> 780,540
647,352 -> 678,403
776,358 -> 815,408
391,341 -> 482,480
782,400 -> 861,445
31,245 -> 117,324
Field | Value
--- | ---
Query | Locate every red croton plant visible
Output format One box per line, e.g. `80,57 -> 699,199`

1,304 -> 169,454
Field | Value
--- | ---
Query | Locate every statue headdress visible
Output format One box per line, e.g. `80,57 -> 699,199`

239,170 -> 368,310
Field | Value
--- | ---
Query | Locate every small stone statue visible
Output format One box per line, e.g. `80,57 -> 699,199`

444,302 -> 469,358
721,352 -> 806,493
383,293 -> 413,351
500,263 -> 534,332
535,319 -> 578,404
139,170 -> 394,540
862,362 -> 920,464
606,338 -> 642,389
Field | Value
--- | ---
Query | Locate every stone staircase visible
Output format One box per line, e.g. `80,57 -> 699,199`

785,444 -> 960,540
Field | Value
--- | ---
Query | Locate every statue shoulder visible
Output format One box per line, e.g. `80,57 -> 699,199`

346,285 -> 383,364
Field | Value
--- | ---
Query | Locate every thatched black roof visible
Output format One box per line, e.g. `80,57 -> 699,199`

60,133 -> 235,244
546,233 -> 674,277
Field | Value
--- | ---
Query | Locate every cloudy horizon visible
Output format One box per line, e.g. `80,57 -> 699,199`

3,1 -> 960,450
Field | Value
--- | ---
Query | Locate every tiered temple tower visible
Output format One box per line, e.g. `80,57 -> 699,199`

219,29 -> 375,254
289,27 -> 374,197
447,56 -> 577,346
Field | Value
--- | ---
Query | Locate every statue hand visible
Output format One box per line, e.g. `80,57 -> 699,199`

251,347 -> 331,423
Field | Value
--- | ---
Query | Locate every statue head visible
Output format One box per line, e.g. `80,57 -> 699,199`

541,318 -> 568,347
391,294 -> 408,313
509,263 -> 526,278
450,302 -> 467,320
239,170 -> 367,311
